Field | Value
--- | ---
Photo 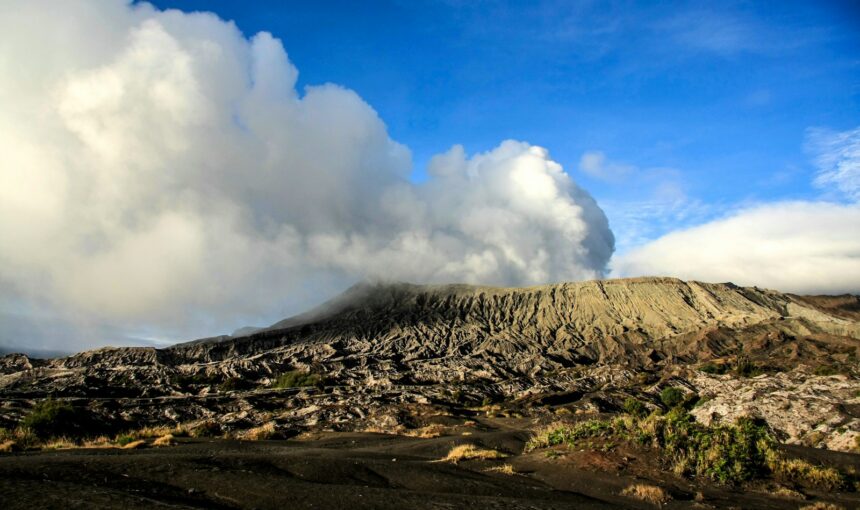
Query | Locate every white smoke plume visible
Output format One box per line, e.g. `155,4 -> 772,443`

0,1 -> 613,348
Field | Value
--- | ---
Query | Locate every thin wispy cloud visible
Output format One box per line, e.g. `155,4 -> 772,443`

808,126 -> 860,201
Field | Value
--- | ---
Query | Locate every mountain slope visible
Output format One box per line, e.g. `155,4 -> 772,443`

0,277 -> 857,449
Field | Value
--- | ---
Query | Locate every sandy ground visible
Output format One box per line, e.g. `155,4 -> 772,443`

1,417 -> 857,509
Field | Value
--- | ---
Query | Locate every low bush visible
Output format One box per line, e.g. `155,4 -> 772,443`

219,377 -> 252,392
273,370 -> 323,389
525,419 -> 616,451
623,397 -> 648,418
735,357 -> 762,377
659,387 -> 685,408
699,362 -> 728,375
813,365 -> 839,376
115,434 -> 136,446
21,399 -> 93,440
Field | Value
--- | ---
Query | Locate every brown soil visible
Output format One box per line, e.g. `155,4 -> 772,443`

1,416 -> 856,510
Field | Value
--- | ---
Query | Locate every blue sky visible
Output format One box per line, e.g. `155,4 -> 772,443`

148,0 -> 859,248
0,0 -> 858,352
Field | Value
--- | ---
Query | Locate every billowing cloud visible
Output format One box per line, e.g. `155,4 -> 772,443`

612,202 -> 860,294
0,1 -> 613,347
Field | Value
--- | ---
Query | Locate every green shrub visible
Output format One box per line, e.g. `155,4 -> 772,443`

813,365 -> 839,376
734,355 -> 769,378
219,377 -> 251,392
623,397 -> 647,418
273,370 -> 322,389
526,419 -> 617,451
660,387 -> 685,408
693,395 -> 712,408
699,362 -> 728,375
115,434 -> 135,446
21,399 -> 92,440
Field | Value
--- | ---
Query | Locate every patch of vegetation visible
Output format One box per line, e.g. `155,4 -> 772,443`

771,457 -> 847,491
659,387 -> 686,409
693,395 -> 712,408
484,463 -> 516,475
115,434 -> 136,446
526,419 -> 616,451
241,422 -> 279,440
219,377 -> 252,392
21,399 -> 94,440
698,362 -> 728,375
527,408 -> 854,487
272,370 -> 323,389
734,355 -> 764,377
799,503 -> 846,510
813,365 -> 839,376
620,483 -> 670,505
0,427 -> 39,451
733,355 -> 782,378
622,397 -> 647,418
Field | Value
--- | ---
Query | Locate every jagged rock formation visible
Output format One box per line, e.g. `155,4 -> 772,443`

1,277 -> 858,449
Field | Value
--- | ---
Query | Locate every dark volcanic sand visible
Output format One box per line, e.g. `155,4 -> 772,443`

2,417 -> 857,509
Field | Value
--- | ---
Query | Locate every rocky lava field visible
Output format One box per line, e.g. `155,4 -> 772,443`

1,277 -> 859,508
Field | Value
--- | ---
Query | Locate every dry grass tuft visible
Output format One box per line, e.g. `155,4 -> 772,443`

81,436 -> 113,448
121,439 -> 146,449
440,444 -> 507,464
124,424 -> 188,440
484,463 -> 516,475
770,485 -> 806,500
152,434 -> 176,447
403,424 -> 447,438
243,422 -> 278,441
799,503 -> 846,510
524,421 -> 569,452
42,437 -> 77,450
0,440 -> 18,453
771,458 -> 846,491
620,484 -> 671,506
